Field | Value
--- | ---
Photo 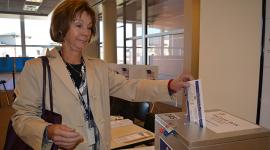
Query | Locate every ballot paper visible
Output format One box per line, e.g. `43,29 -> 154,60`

111,119 -> 133,128
205,110 -> 260,133
114,131 -> 152,143
158,113 -> 180,121
186,79 -> 206,128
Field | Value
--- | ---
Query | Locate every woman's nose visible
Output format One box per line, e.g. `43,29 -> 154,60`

81,28 -> 91,37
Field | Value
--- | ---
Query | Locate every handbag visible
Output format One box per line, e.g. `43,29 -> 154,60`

4,56 -> 62,150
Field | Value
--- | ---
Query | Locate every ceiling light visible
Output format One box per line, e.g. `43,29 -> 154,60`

23,4 -> 40,11
26,0 -> 43,3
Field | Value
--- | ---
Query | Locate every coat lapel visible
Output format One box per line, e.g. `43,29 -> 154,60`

83,56 -> 99,120
84,56 -> 95,100
47,49 -> 79,100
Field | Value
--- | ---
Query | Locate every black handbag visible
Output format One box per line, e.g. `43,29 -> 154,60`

4,56 -> 62,150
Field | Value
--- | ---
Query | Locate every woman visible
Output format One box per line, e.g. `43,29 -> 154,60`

12,0 -> 193,149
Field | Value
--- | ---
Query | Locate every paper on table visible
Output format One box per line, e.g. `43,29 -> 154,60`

111,119 -> 133,128
114,131 -> 152,143
110,115 -> 124,121
158,113 -> 180,121
125,146 -> 154,150
206,111 -> 260,133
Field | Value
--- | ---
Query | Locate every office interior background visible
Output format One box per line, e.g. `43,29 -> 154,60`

0,0 -> 269,137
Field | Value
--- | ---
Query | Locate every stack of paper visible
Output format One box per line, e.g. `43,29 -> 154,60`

114,131 -> 152,143
110,115 -> 124,121
111,119 -> 133,128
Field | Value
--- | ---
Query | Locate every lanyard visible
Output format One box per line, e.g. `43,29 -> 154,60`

60,51 -> 95,128
75,83 -> 94,127
65,59 -> 94,128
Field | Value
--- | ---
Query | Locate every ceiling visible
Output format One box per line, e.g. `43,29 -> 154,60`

116,0 -> 184,29
0,0 -> 105,16
0,0 -> 184,30
0,0 -> 63,16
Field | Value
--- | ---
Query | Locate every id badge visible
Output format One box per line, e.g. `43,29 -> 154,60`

87,127 -> 96,146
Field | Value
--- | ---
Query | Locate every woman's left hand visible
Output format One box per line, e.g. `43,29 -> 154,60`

169,74 -> 194,92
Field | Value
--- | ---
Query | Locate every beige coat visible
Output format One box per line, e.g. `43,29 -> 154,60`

12,48 -> 172,150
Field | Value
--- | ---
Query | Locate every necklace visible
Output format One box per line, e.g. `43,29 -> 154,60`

66,63 -> 83,77
59,50 -> 84,78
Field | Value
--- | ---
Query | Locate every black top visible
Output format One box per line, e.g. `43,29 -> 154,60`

66,63 -> 83,88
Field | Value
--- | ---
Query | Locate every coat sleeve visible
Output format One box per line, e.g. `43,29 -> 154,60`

106,64 -> 173,102
11,59 -> 50,150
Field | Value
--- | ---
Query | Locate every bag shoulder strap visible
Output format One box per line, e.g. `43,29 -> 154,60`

40,56 -> 53,113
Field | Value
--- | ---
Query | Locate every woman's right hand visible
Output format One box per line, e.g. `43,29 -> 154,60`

47,124 -> 84,149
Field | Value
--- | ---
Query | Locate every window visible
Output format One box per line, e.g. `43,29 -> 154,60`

126,0 -> 142,38
0,14 -> 21,57
0,14 -> 58,58
147,34 -> 184,57
115,0 -> 184,66
24,16 -> 57,57
116,0 -> 142,64
97,0 -> 185,72
99,20 -> 104,60
24,16 -> 53,45
117,22 -> 124,64
147,0 -> 184,34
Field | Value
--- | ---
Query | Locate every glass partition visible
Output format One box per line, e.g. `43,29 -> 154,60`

147,0 -> 184,34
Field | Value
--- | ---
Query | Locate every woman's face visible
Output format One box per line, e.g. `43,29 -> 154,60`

63,11 -> 92,53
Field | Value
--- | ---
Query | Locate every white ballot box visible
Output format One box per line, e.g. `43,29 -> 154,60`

155,110 -> 270,150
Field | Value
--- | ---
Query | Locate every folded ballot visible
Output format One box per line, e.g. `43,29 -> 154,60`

186,79 -> 206,128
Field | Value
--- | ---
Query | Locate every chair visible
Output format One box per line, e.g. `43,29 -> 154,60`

110,98 -> 159,132
0,80 -> 11,106
110,97 -> 135,121
110,97 -> 151,127
133,102 -> 150,127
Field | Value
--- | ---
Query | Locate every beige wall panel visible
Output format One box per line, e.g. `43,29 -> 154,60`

102,0 -> 117,63
85,38 -> 99,58
199,0 -> 262,122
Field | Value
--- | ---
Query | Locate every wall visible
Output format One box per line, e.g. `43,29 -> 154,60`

260,0 -> 270,128
102,0 -> 117,63
85,38 -> 99,58
199,0 -> 262,122
182,0 -> 200,112
184,0 -> 200,79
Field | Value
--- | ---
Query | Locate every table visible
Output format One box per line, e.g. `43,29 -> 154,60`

111,124 -> 155,149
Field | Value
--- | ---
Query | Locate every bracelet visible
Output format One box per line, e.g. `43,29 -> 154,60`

43,125 -> 53,143
168,79 -> 176,95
